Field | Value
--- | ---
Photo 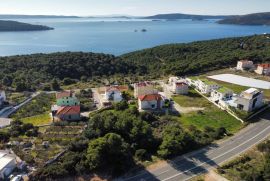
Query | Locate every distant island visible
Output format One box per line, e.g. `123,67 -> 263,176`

142,13 -> 231,20
218,12 -> 270,25
0,20 -> 53,32
0,14 -> 79,19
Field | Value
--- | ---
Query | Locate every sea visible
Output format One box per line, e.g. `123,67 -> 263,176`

1,17 -> 270,56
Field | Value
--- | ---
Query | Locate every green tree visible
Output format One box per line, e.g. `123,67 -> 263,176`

158,123 -> 192,158
51,79 -> 60,90
2,75 -> 13,86
86,133 -> 133,175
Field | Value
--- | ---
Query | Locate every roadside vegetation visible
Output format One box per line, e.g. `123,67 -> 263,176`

11,92 -> 55,120
217,140 -> 270,180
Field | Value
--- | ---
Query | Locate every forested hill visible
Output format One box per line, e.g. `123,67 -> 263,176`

0,20 -> 53,31
121,34 -> 270,76
0,35 -> 270,91
218,12 -> 270,25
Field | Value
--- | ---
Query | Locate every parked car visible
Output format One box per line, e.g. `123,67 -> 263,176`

11,175 -> 22,181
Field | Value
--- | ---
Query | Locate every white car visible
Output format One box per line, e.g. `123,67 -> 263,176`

11,175 -> 22,181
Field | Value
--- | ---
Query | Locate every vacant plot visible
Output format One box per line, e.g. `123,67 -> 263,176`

172,89 -> 211,107
208,74 -> 270,89
173,89 -> 243,133
21,113 -> 52,126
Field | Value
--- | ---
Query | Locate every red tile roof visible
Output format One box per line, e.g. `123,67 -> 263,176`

175,82 -> 187,87
135,82 -> 153,87
258,64 -> 270,68
56,91 -> 72,99
106,85 -> 129,92
56,106 -> 80,115
138,94 -> 162,101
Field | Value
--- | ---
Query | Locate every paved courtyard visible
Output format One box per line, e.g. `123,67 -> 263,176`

208,74 -> 270,89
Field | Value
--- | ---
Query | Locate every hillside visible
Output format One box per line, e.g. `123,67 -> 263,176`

218,12 -> 270,25
0,20 -> 53,31
0,34 -> 270,91
121,34 -> 270,76
143,13 -> 230,20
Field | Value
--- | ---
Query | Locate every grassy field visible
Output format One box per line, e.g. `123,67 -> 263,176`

21,113 -> 52,126
173,90 -> 243,134
6,92 -> 29,105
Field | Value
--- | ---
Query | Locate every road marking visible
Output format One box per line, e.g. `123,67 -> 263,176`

162,122 -> 270,181
121,120 -> 270,181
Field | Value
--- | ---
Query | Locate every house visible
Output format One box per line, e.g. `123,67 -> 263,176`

0,90 -> 6,107
0,151 -> 17,179
104,86 -> 123,102
236,60 -> 254,71
234,88 -> 264,112
255,64 -> 270,75
196,79 -> 220,94
138,94 -> 164,110
55,106 -> 81,121
56,91 -> 80,107
211,87 -> 233,102
134,82 -> 158,98
168,77 -> 189,95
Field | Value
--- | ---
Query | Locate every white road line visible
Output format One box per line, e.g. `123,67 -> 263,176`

122,120 -> 270,181
162,123 -> 270,181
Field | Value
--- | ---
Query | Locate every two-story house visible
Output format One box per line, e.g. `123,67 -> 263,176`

235,88 -> 264,112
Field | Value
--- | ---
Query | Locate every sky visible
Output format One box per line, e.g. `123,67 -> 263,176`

0,0 -> 269,16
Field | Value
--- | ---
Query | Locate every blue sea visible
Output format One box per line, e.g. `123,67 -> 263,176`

0,18 -> 270,56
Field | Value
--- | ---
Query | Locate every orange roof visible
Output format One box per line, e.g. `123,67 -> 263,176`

135,81 -> 153,87
106,85 -> 128,92
56,91 -> 72,99
56,106 -> 80,115
138,94 -> 162,101
258,64 -> 270,68
175,82 -> 187,87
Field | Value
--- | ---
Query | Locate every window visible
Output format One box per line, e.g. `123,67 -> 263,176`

68,115 -> 72,119
252,98 -> 258,109
237,104 -> 244,110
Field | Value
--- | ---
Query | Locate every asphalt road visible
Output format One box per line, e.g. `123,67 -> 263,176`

119,111 -> 270,181
0,92 -> 40,118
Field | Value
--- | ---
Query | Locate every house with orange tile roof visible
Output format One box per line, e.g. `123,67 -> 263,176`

138,94 -> 164,110
236,60 -> 254,71
54,106 -> 81,121
104,86 -> 124,102
134,81 -> 158,98
168,77 -> 189,95
56,90 -> 80,107
255,63 -> 270,75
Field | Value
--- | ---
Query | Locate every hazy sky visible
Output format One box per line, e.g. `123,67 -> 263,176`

0,0 -> 269,16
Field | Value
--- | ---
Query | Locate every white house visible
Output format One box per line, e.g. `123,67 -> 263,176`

255,64 -> 270,75
236,60 -> 254,71
0,90 -> 6,107
0,151 -> 17,179
211,87 -> 233,102
168,77 -> 189,95
134,82 -> 158,98
138,94 -> 164,110
196,79 -> 220,94
104,86 -> 123,102
234,88 -> 264,112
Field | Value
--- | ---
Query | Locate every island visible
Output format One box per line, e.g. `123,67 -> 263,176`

142,13 -> 231,20
218,12 -> 270,25
0,20 -> 54,32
